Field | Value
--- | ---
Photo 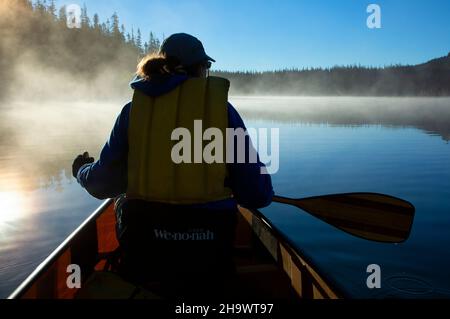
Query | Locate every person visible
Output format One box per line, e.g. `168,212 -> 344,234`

72,33 -> 273,297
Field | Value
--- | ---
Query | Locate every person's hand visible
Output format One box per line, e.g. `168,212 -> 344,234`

72,152 -> 95,179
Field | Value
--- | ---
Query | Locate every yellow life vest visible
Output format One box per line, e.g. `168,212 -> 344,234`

127,76 -> 233,205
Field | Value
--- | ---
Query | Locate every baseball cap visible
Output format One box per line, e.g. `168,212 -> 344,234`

159,33 -> 216,67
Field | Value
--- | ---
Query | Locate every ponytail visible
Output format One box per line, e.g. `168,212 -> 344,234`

136,54 -> 184,80
137,53 -> 205,80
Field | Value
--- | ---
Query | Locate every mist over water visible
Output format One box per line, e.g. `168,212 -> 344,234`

232,96 -> 450,141
0,101 -> 122,192
1,96 -> 449,194
1,95 -> 450,298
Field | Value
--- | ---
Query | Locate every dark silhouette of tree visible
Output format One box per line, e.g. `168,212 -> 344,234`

105,18 -> 111,36
111,12 -> 122,41
136,28 -> 143,54
58,5 -> 66,25
213,55 -> 450,96
148,32 -> 160,53
121,25 -> 126,40
81,4 -> 90,29
48,0 -> 56,19
35,0 -> 46,14
131,28 -> 135,46
93,14 -> 100,30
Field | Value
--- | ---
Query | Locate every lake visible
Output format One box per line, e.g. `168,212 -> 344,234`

1,97 -> 450,298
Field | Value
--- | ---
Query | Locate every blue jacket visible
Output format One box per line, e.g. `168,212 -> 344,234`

77,75 -> 274,209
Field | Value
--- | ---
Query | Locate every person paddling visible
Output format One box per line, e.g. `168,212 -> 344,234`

72,33 -> 273,298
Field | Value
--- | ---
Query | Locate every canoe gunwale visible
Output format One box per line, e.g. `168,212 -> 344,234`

8,199 -> 114,299
239,207 -> 346,299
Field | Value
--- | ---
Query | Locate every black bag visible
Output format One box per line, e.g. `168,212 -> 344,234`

115,199 -> 237,285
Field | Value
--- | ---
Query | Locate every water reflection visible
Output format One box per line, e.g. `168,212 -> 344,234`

0,101 -> 121,192
0,192 -> 27,224
232,97 -> 450,141
1,98 -> 449,193
0,97 -> 450,298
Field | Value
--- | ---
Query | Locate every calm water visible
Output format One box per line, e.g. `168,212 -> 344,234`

1,97 -> 450,298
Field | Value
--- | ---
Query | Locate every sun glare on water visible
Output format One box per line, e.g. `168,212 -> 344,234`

0,192 -> 27,224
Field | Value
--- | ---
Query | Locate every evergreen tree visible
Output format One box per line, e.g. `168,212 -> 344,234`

131,28 -> 135,45
111,12 -> 121,40
105,19 -> 111,35
48,0 -> 57,19
136,28 -> 142,53
148,32 -> 160,53
81,4 -> 90,29
120,25 -> 126,41
58,5 -> 67,25
93,14 -> 100,29
35,0 -> 45,14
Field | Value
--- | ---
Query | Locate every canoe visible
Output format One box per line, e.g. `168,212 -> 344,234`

8,199 -> 343,299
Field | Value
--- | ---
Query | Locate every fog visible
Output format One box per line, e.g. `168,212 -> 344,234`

0,0 -> 138,103
0,101 -> 120,192
1,96 -> 449,195
0,0 -> 138,192
231,96 -> 450,141
1,1 -> 449,195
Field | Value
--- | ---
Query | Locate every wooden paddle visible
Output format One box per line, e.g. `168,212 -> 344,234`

273,193 -> 415,243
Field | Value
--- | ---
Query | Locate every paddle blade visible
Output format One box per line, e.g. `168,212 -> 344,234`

275,193 -> 415,243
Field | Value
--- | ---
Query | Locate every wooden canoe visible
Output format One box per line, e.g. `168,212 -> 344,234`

8,199 -> 344,299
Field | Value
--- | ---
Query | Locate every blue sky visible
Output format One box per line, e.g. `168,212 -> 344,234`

53,0 -> 450,71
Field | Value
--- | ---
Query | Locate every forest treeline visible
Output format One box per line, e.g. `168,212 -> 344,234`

1,0 -> 449,100
213,55 -> 450,96
0,0 -> 160,101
